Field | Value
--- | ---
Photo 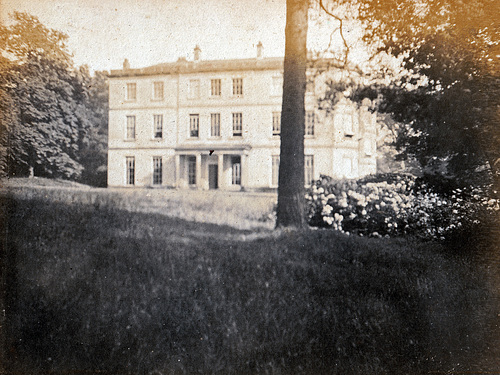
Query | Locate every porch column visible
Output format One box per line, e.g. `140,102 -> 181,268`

217,153 -> 224,189
196,153 -> 202,189
175,154 -> 180,188
241,153 -> 249,190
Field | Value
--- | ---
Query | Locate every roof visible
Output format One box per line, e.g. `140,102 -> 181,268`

109,56 -> 353,78
109,57 -> 284,78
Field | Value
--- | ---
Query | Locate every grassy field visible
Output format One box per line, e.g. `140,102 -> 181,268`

1,179 -> 499,374
2,177 -> 277,230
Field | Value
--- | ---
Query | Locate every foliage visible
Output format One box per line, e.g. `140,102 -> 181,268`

306,174 -> 500,242
2,193 -> 497,373
0,12 -> 108,184
320,0 -> 500,187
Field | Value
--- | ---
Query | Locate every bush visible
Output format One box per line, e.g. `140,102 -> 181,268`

306,174 -> 499,242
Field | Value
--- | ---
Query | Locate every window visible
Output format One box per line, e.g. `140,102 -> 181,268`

335,112 -> 354,137
189,114 -> 199,138
364,139 -> 373,156
153,156 -> 162,185
152,81 -> 164,100
232,78 -> 243,96
272,155 -> 280,186
342,156 -> 354,177
153,115 -> 163,139
126,116 -> 136,139
211,113 -> 221,137
126,156 -> 135,185
271,76 -> 282,96
305,111 -> 315,136
210,79 -> 221,97
232,113 -> 242,137
188,79 -> 200,99
126,83 -> 136,101
188,156 -> 196,185
272,112 -> 281,136
341,112 -> 354,136
231,156 -> 241,185
304,155 -> 314,186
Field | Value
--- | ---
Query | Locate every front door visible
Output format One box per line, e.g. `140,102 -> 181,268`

208,164 -> 218,189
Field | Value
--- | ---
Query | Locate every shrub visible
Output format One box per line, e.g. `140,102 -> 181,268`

306,174 -> 499,242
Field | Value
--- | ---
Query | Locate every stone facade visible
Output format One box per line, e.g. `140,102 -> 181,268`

107,47 -> 377,190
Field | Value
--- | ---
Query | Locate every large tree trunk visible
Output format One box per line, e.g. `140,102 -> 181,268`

276,0 -> 309,229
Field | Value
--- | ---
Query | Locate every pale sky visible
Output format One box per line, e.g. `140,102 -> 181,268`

1,0 -> 369,72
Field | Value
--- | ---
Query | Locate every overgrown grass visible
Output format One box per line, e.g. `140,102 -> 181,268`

1,187 -> 499,374
2,177 -> 276,230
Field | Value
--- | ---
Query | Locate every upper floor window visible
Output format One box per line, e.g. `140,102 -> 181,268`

210,79 -> 221,97
232,78 -> 243,96
153,156 -> 162,185
342,113 -> 354,136
152,81 -> 164,100
232,113 -> 242,137
153,114 -> 163,139
188,79 -> 200,99
211,113 -> 221,137
189,114 -> 199,138
271,76 -> 283,96
126,156 -> 135,185
305,111 -> 315,136
304,155 -> 314,186
126,115 -> 136,139
272,112 -> 281,136
126,83 -> 137,101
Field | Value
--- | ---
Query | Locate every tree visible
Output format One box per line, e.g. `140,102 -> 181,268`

276,0 -> 310,229
0,12 -> 107,182
322,0 -> 500,189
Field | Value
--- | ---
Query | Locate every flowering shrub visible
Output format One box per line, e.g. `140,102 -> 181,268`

306,174 -> 499,241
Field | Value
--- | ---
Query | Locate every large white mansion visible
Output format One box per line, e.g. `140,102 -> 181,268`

107,44 -> 377,190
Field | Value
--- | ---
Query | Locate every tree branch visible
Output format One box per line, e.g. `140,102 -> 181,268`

319,0 -> 350,67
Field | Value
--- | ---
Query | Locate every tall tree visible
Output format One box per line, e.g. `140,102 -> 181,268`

276,0 -> 310,228
0,12 -> 97,180
323,0 -> 500,189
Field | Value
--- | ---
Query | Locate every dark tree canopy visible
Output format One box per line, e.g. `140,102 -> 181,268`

0,12 -> 108,184
322,0 -> 500,189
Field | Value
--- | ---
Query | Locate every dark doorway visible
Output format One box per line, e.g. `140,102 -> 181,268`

208,164 -> 218,189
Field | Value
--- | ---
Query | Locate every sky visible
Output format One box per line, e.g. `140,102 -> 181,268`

0,0 -> 368,73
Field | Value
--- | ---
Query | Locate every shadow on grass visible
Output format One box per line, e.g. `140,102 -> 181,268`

1,195 -> 499,374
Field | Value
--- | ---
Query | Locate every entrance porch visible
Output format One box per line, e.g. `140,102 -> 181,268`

174,145 -> 250,190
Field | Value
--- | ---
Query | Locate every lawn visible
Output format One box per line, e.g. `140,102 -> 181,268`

1,180 -> 499,374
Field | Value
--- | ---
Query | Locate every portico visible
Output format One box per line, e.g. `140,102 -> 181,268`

174,144 -> 251,190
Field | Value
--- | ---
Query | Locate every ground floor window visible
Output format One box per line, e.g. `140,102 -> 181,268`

126,156 -> 135,185
231,156 -> 241,185
272,155 -> 280,186
188,156 -> 196,185
153,156 -> 162,185
305,155 -> 314,186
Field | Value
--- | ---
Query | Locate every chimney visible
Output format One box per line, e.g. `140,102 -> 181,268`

193,45 -> 201,61
256,41 -> 263,59
123,58 -> 130,70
